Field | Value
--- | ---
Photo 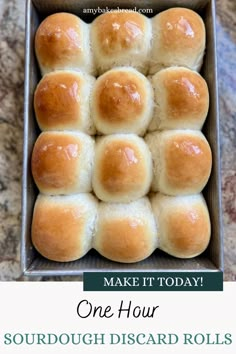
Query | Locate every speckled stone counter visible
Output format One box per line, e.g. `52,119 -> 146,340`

0,0 -> 235,281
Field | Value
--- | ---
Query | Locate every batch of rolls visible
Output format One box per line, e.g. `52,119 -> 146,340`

31,7 -> 212,264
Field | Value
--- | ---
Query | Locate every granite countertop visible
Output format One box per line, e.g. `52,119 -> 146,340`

0,0 -> 235,281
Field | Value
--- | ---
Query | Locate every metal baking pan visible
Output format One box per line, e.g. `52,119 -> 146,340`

21,0 -> 223,277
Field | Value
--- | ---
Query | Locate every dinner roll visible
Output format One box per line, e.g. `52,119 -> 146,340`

150,8 -> 206,74
94,198 -> 158,263
91,11 -> 152,74
92,67 -> 154,136
35,13 -> 95,75
148,67 -> 209,131
31,194 -> 98,262
34,71 -> 95,134
93,134 -> 152,203
145,130 -> 212,195
150,193 -> 211,258
31,131 -> 94,195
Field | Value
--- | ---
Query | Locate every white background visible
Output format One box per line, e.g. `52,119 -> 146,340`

0,282 -> 235,353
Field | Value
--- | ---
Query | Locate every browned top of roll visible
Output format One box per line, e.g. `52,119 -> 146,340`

165,134 -> 212,189
166,204 -> 211,257
32,196 -> 85,262
96,70 -> 145,123
99,140 -> 146,194
97,218 -> 153,263
164,69 -> 209,120
31,132 -> 82,191
34,71 -> 82,129
35,13 -> 83,68
159,8 -> 205,51
93,11 -> 146,56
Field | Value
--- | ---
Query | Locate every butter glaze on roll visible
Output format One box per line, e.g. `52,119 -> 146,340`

148,67 -> 209,131
34,71 -> 95,134
31,131 -> 94,195
150,8 -> 206,74
93,198 -> 158,263
92,67 -> 154,135
35,13 -> 95,75
93,134 -> 152,202
151,193 -> 211,258
32,194 -> 98,262
145,130 -> 212,195
91,11 -> 152,74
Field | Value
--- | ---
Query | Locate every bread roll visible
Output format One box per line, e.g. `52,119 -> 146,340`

31,131 -> 94,195
93,134 -> 152,202
150,8 -> 206,74
92,67 -> 154,136
35,13 -> 95,75
94,198 -> 158,263
145,130 -> 212,195
34,71 -> 95,134
91,11 -> 152,74
148,67 -> 209,131
31,194 -> 98,262
150,193 -> 211,258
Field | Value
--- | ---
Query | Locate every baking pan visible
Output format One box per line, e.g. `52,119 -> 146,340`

21,0 -> 223,277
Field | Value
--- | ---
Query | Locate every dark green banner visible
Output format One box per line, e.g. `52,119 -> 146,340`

83,272 -> 223,291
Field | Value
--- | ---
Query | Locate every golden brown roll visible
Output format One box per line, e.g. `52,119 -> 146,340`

34,71 -> 95,134
35,13 -> 95,75
150,8 -> 206,74
93,134 -> 153,203
150,193 -> 211,258
148,67 -> 209,131
145,130 -> 212,195
91,11 -> 152,74
31,194 -> 98,262
93,198 -> 158,263
92,67 -> 154,135
31,131 -> 94,195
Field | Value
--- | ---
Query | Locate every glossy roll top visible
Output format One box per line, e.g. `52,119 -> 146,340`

94,198 -> 158,263
150,7 -> 206,74
92,67 -> 154,135
145,130 -> 212,195
149,67 -> 209,131
91,11 -> 152,74
151,193 -> 211,258
93,134 -> 153,203
35,13 -> 95,75
34,71 -> 95,134
32,194 -> 98,262
31,131 -> 94,195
